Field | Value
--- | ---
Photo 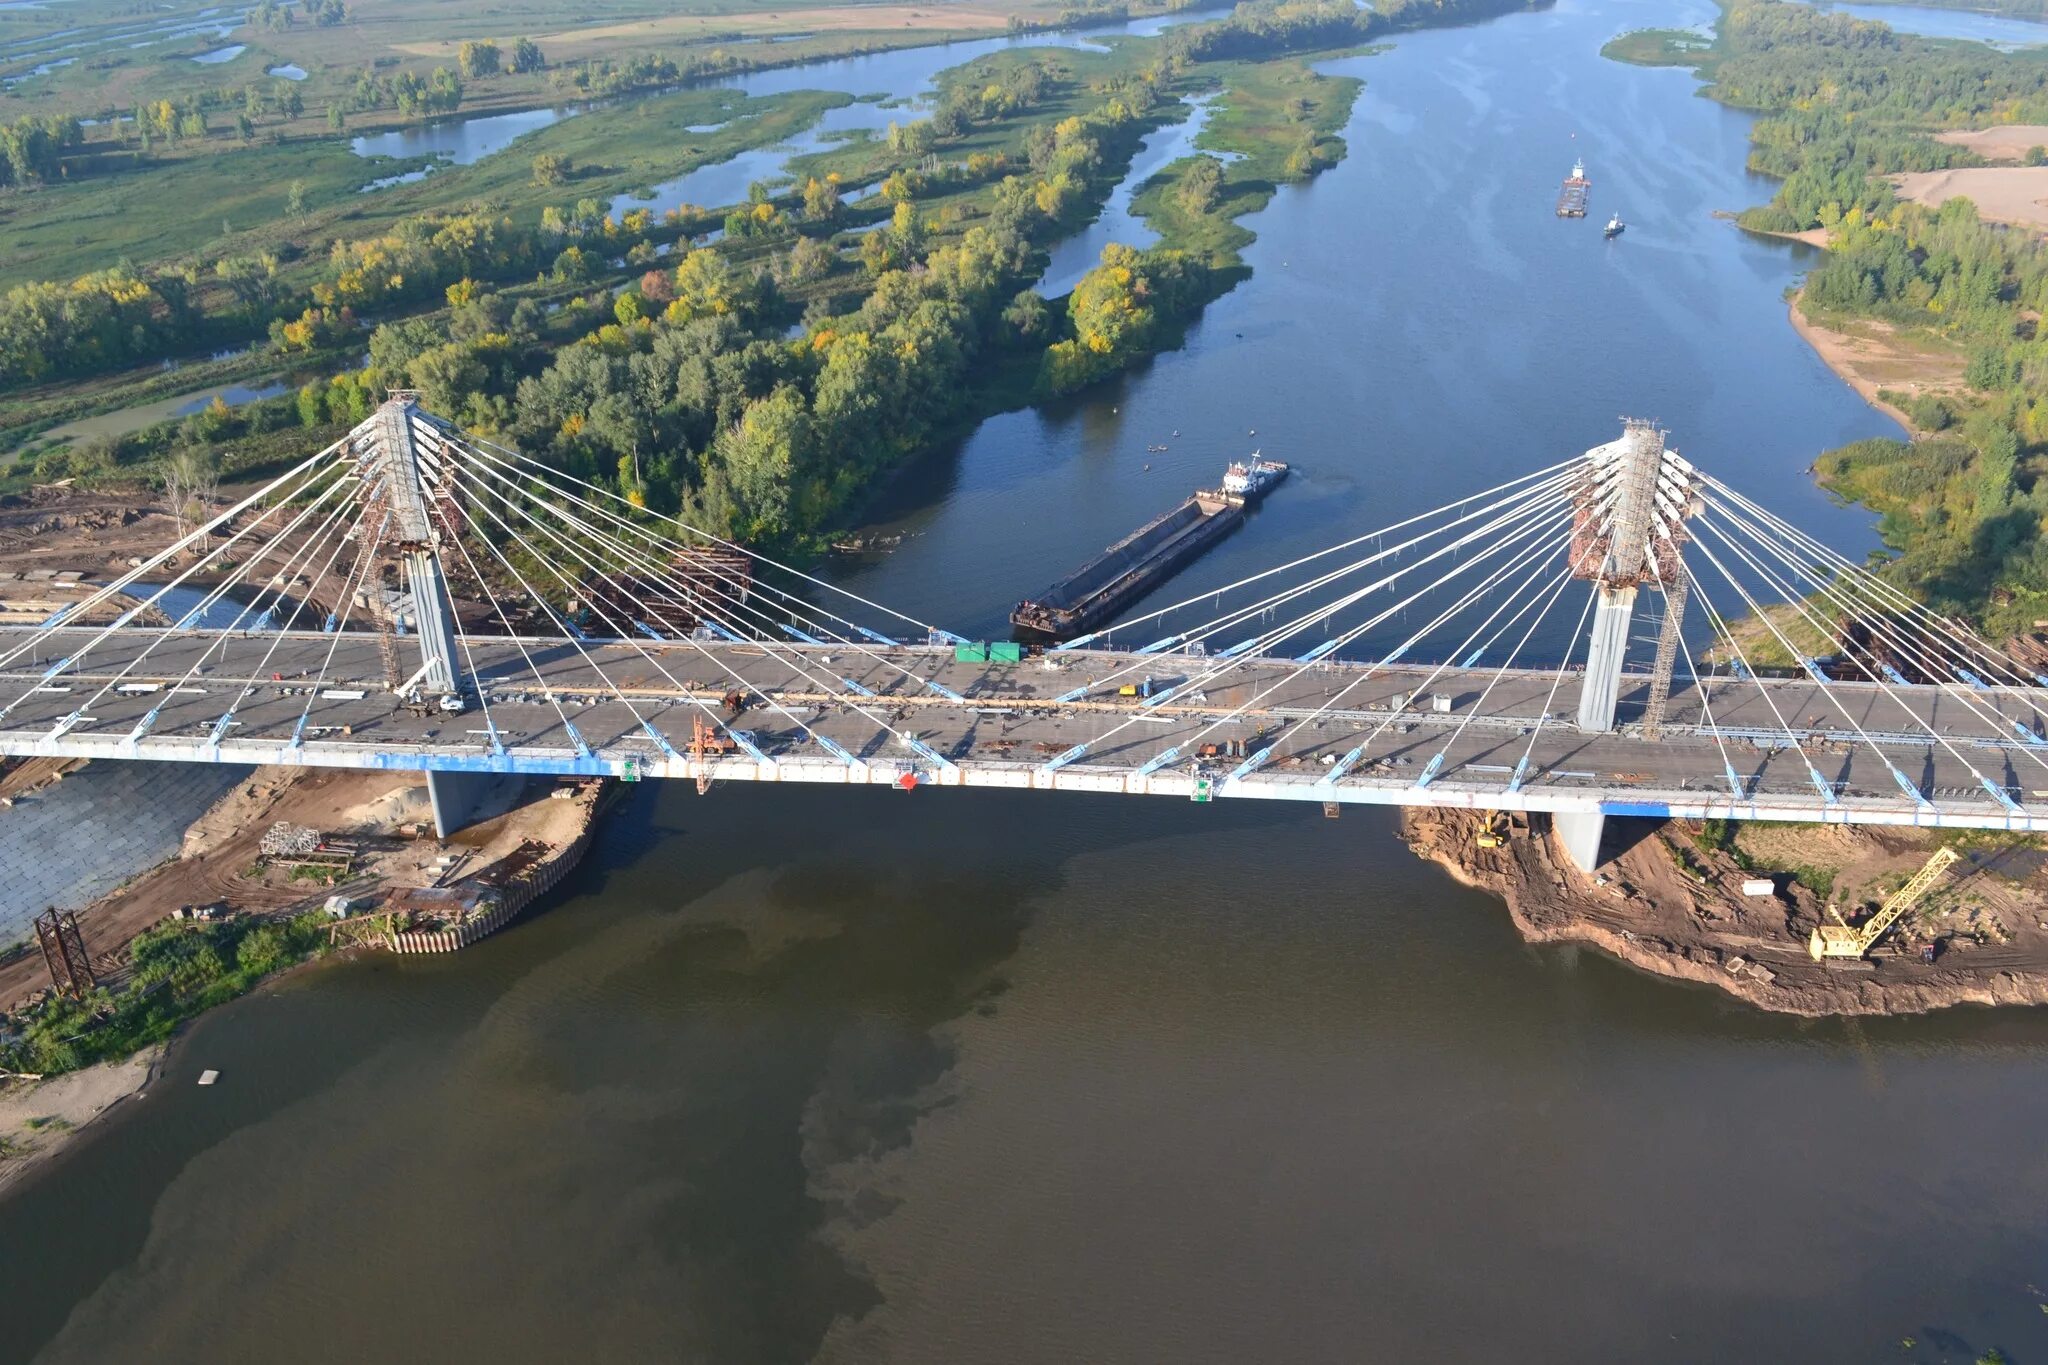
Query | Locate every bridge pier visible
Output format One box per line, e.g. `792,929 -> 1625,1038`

1576,586 -> 1636,733
1553,809 -> 1606,873
427,770 -> 527,838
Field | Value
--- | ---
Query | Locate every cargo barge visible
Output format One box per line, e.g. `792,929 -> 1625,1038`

1011,456 -> 1288,641
1557,157 -> 1589,218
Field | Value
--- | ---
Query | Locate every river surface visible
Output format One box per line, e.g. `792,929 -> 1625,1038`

1819,1 -> 2048,46
11,1 -> 2048,1363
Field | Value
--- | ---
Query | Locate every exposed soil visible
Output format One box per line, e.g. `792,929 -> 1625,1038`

1934,125 -> 2048,163
1402,808 -> 2048,1017
1890,165 -> 2048,234
0,1045 -> 162,1196
1787,293 -> 1965,433
0,766 -> 425,1013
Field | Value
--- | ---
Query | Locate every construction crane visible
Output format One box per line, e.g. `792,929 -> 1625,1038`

1808,846 -> 1963,961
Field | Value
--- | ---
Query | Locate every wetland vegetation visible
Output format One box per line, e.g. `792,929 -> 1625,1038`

0,0 -> 1535,557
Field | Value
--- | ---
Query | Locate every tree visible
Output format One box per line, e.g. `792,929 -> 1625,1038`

235,112 -> 256,143
458,40 -> 501,78
2028,145 -> 2047,167
531,152 -> 569,187
785,235 -> 835,284
163,448 -> 221,543
286,179 -> 307,220
511,37 -> 545,73
1003,289 -> 1050,342
801,175 -> 842,224
327,104 -> 345,132
1176,156 -> 1224,215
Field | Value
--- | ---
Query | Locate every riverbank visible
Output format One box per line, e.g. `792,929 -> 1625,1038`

0,1045 -> 162,1198
1403,807 -> 2048,1017
1784,289 -> 1964,435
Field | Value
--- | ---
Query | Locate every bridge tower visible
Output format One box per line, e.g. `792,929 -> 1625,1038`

1557,419 -> 1701,869
351,395 -> 509,835
351,393 -> 466,704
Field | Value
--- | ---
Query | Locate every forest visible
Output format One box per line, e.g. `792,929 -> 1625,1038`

3,0 -> 1535,560
1658,0 -> 2048,636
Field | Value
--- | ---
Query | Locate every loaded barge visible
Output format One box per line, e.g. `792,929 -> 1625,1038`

1557,157 -> 1589,218
1011,456 -> 1288,641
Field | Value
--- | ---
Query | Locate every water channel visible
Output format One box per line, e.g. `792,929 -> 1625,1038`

9,0 -> 2048,1361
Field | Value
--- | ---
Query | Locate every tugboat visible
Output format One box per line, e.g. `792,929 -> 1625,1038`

1219,452 -> 1288,504
1604,212 -> 1626,239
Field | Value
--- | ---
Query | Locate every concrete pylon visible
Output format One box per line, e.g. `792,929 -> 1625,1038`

1554,809 -> 1606,873
354,394 -> 464,702
1576,585 -> 1637,732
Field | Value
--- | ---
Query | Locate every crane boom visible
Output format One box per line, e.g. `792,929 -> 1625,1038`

1808,846 -> 1962,960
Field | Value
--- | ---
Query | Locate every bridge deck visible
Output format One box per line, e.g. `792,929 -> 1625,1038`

1,628 -> 2044,830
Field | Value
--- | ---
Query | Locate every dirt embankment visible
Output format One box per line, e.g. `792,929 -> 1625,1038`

1787,292 -> 1966,434
1402,808 -> 2048,1017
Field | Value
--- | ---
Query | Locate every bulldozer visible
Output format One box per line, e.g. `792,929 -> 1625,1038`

1808,846 -> 1962,961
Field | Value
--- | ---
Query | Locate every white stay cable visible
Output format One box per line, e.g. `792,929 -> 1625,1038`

64,469 -> 363,737
1704,474 -> 2041,689
1693,510 -> 2047,799
468,431 -> 951,640
452,462 -> 937,770
454,444 -> 971,707
0,453 -> 352,718
0,437 -> 351,674
1685,529 -> 1939,809
450,463 -> 866,766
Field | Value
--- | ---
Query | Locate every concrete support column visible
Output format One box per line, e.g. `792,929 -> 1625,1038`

1554,808 -> 1606,873
1576,585 -> 1636,732
427,769 -> 526,838
403,548 -> 462,697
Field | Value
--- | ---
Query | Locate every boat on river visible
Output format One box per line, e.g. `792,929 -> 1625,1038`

1011,455 -> 1290,641
1557,157 -> 1590,217
1605,213 -> 1625,238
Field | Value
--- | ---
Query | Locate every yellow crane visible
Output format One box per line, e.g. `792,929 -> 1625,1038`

1808,846 -> 1962,961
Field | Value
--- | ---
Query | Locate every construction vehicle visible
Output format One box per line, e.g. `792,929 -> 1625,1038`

1808,846 -> 1962,961
1475,811 -> 1509,849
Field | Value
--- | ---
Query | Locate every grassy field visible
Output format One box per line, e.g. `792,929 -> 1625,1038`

0,85 -> 850,292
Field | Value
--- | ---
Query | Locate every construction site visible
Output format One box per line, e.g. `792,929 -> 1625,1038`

1405,807 -> 2048,1016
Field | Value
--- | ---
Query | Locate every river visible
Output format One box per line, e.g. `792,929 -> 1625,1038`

10,0 -> 2048,1362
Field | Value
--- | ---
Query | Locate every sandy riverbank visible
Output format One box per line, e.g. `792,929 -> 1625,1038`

1403,808 -> 2048,1017
1785,291 -> 1964,434
0,1045 -> 161,1196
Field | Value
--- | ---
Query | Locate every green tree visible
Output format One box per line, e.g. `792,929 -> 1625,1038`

511,37 -> 546,73
531,152 -> 569,187
1176,156 -> 1224,215
458,39 -> 501,78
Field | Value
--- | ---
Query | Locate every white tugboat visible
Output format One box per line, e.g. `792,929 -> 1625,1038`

1604,212 -> 1626,239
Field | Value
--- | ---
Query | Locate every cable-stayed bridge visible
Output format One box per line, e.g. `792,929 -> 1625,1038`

0,396 -> 2042,871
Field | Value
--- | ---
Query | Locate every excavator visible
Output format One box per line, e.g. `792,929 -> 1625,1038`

1808,846 -> 1962,961
1475,811 -> 1510,850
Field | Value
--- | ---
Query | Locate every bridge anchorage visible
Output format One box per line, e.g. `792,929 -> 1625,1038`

0,401 -> 2041,868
